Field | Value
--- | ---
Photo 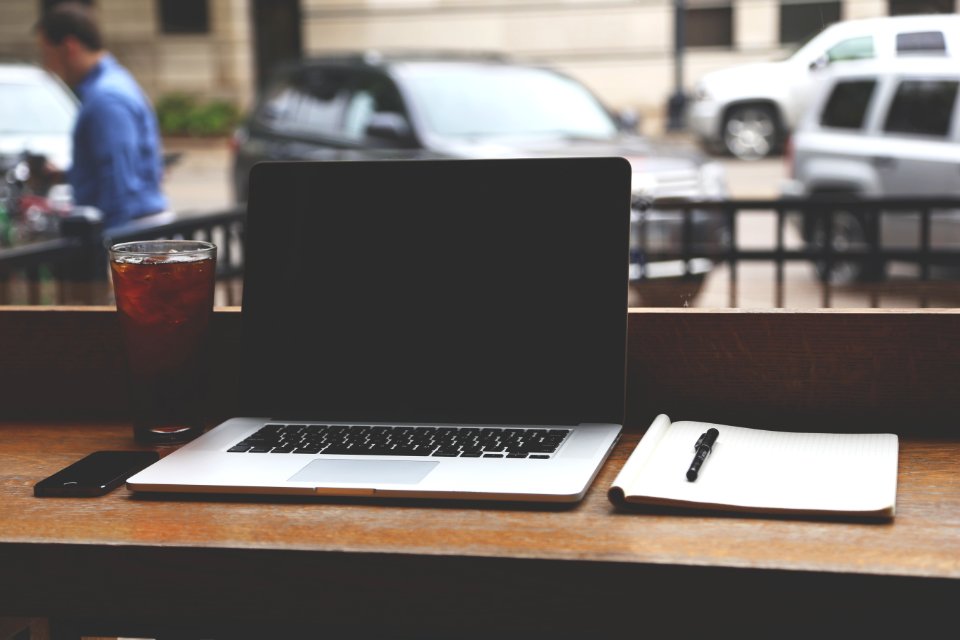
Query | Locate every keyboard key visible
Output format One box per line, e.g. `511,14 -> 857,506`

460,452 -> 483,458
529,454 -> 550,459
527,446 -> 558,454
482,453 -> 504,458
365,447 -> 395,456
248,447 -> 273,453
323,446 -> 356,455
227,445 -> 251,453
507,453 -> 528,458
389,448 -> 422,456
432,451 -> 460,457
294,446 -> 322,454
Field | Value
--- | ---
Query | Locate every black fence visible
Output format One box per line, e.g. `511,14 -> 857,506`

0,207 -> 245,305
637,196 -> 960,308
2,197 -> 959,308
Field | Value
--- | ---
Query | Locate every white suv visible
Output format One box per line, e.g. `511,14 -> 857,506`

688,14 -> 960,160
782,57 -> 960,282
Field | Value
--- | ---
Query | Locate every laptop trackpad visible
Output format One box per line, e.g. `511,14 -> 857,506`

289,459 -> 439,485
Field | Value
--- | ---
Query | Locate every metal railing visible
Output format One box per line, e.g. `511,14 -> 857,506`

0,235 -> 84,305
0,207 -> 245,306
3,197 -> 960,308
640,196 -> 960,308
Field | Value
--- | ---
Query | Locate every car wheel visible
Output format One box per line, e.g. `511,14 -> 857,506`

811,210 -> 884,285
722,105 -> 780,161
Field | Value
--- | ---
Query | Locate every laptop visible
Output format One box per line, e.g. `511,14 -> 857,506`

128,157 -> 631,502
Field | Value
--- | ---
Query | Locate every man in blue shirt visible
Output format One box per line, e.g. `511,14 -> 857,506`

36,2 -> 167,228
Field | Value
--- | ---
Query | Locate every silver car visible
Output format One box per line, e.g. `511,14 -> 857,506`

782,57 -> 960,282
232,53 -> 730,297
0,61 -> 77,172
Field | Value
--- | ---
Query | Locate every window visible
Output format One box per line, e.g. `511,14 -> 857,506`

826,36 -> 874,63
40,0 -> 93,10
820,80 -> 876,129
396,65 -> 617,139
779,1 -> 842,45
158,0 -> 210,35
342,74 -> 408,141
896,31 -> 947,54
257,69 -> 350,137
685,2 -> 734,49
884,80 -> 959,137
889,0 -> 956,15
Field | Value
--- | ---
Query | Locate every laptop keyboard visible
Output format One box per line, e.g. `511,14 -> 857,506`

226,424 -> 571,459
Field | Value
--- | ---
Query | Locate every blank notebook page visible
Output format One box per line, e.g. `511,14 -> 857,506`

619,415 -> 899,514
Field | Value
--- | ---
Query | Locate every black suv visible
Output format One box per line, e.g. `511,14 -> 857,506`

231,52 -> 729,297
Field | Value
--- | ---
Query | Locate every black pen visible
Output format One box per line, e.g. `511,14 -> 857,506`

686,428 -> 719,482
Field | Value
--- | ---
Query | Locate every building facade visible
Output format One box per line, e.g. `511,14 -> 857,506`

0,0 -> 254,107
0,0 -> 953,132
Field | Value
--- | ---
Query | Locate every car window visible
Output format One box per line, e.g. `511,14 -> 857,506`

0,80 -> 76,135
395,64 -> 617,139
826,36 -> 875,63
896,31 -> 947,54
342,74 -> 408,141
256,69 -> 350,136
883,79 -> 959,138
820,79 -> 876,129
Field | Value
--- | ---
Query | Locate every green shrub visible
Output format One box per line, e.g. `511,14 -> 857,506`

156,93 -> 196,135
156,94 -> 240,137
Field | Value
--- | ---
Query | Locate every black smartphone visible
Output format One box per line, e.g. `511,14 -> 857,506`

33,450 -> 160,497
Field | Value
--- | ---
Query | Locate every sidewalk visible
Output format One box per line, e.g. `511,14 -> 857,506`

162,136 -> 234,214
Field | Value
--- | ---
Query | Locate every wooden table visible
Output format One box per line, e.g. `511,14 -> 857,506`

1,308 -> 959,638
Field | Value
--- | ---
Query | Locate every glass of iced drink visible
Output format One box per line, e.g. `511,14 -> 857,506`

109,240 -> 217,445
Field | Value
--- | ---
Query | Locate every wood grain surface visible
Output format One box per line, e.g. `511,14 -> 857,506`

2,423 -> 957,575
1,307 -> 959,433
626,308 -> 960,433
1,422 -> 958,636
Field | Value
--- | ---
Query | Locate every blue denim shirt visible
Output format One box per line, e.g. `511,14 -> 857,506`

68,55 -> 167,228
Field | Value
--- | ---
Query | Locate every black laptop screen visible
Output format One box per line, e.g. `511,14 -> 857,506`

240,158 -> 629,426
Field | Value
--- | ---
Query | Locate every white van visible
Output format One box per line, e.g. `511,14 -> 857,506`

688,14 -> 960,160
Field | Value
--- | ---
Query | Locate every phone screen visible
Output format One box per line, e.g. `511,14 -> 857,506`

34,451 -> 160,497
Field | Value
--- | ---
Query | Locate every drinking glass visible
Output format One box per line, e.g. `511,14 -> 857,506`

109,240 -> 217,445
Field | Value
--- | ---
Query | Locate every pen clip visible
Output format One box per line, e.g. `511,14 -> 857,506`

694,433 -> 706,450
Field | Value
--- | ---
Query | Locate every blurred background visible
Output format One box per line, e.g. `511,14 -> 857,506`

1,0 -> 958,308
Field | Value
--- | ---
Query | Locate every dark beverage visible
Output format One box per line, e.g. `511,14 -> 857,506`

110,241 -> 217,445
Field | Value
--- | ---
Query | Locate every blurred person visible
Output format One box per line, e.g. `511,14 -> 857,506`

35,2 -> 167,228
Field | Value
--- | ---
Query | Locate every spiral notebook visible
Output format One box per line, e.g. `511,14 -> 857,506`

609,415 -> 899,518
